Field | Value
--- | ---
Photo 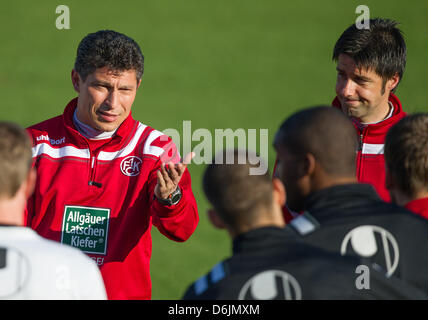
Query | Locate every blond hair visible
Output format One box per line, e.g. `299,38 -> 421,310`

0,122 -> 33,199
385,114 -> 428,198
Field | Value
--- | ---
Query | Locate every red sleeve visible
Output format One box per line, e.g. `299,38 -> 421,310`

147,138 -> 199,242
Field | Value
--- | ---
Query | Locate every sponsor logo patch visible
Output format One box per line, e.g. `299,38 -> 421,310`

61,205 -> 110,255
120,156 -> 142,176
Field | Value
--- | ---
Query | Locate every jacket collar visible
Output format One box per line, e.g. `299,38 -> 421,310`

405,197 -> 428,218
232,226 -> 292,255
62,97 -> 136,139
332,93 -> 405,131
304,183 -> 381,217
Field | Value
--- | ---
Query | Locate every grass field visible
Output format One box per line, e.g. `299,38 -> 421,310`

1,0 -> 427,299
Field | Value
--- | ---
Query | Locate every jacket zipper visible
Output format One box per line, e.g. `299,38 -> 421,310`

73,129 -> 103,189
88,151 -> 102,188
357,130 -> 364,180
358,133 -> 363,152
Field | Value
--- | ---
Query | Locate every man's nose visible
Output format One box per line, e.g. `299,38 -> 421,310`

340,79 -> 357,98
104,90 -> 119,109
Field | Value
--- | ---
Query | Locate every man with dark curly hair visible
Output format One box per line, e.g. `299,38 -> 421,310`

26,30 -> 199,300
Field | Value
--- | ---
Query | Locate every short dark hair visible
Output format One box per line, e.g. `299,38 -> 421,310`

333,18 -> 406,91
203,150 -> 272,230
274,106 -> 358,177
0,122 -> 32,199
385,114 -> 428,198
74,30 -> 144,82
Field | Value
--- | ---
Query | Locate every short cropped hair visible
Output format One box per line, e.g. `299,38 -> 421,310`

333,18 -> 406,91
384,114 -> 428,198
0,122 -> 33,199
275,106 -> 358,176
203,150 -> 272,230
74,30 -> 144,82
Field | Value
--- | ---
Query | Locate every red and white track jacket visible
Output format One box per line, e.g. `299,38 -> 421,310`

332,93 -> 406,202
276,93 -> 406,223
26,98 -> 199,300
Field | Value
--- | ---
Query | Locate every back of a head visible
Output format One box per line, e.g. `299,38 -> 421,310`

203,150 -> 273,231
333,18 -> 407,90
275,106 -> 358,177
74,30 -> 144,82
385,113 -> 428,198
0,122 -> 32,200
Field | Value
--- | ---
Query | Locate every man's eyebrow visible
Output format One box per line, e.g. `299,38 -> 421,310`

90,80 -> 113,87
354,74 -> 372,82
336,67 -> 372,82
90,80 -> 135,89
118,84 -> 135,89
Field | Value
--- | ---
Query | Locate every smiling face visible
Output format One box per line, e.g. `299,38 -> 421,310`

335,54 -> 399,124
72,67 -> 141,132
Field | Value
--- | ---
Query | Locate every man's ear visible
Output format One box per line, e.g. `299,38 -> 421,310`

385,165 -> 402,205
71,69 -> 81,93
385,166 -> 394,191
25,167 -> 37,200
137,79 -> 142,89
387,73 -> 400,92
302,153 -> 316,177
272,178 -> 286,207
207,209 -> 226,230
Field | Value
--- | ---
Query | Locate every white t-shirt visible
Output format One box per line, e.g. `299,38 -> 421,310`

0,226 -> 107,300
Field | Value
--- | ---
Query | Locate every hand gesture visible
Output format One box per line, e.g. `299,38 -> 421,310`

154,152 -> 194,200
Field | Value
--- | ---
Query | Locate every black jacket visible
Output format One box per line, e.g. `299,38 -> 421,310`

182,226 -> 426,300
286,183 -> 428,294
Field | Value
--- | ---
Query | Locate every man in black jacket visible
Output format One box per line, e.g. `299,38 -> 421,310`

273,106 -> 428,294
182,149 -> 426,300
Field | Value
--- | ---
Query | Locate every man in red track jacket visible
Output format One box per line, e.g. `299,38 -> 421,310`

331,18 -> 407,202
276,18 -> 408,223
384,114 -> 428,220
26,30 -> 199,300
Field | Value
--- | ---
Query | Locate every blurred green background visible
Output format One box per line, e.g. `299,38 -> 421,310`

1,0 -> 427,299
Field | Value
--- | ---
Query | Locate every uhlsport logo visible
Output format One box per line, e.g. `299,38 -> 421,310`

36,135 -> 65,145
120,156 -> 142,176
340,225 -> 400,277
61,205 -> 110,255
238,270 -> 302,300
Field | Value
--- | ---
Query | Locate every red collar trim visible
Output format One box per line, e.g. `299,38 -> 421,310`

405,197 -> 428,215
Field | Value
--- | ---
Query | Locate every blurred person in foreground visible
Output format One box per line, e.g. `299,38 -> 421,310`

274,106 -> 428,295
384,113 -> 428,219
182,149 -> 426,300
0,121 -> 106,299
